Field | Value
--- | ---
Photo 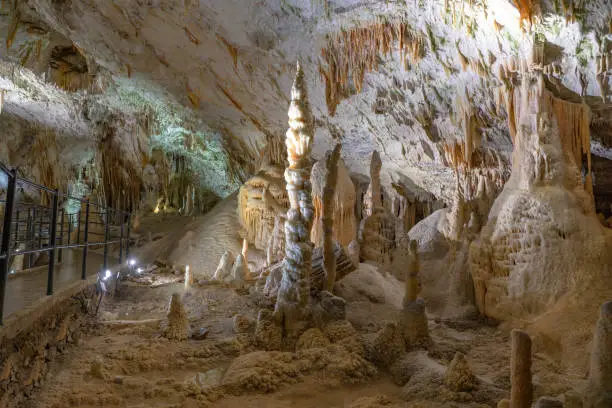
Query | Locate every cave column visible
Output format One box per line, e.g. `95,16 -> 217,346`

274,61 -> 315,344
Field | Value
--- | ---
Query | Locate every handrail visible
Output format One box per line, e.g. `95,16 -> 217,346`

0,162 -> 132,325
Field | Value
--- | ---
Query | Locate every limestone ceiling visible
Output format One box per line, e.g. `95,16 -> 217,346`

0,0 -> 611,202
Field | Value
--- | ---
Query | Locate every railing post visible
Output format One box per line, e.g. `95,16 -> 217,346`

38,206 -> 43,249
103,208 -> 110,271
76,208 -> 81,244
58,207 -> 64,263
46,190 -> 59,296
125,213 -> 131,262
67,211 -> 72,246
13,209 -> 19,250
27,208 -> 33,269
0,168 -> 17,325
118,211 -> 124,265
81,200 -> 90,280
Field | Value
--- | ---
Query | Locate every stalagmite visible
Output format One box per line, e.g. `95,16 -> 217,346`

584,301 -> 612,408
322,144 -> 341,291
274,61 -> 315,344
213,250 -> 234,281
241,239 -> 249,266
360,151 -> 395,264
231,254 -> 249,285
510,329 -> 533,408
470,71 -> 603,321
398,239 -> 428,349
184,265 -> 193,289
364,151 -> 382,216
347,240 -> 360,267
164,293 -> 190,340
266,215 -> 285,266
310,155 -> 357,248
444,352 -> 476,392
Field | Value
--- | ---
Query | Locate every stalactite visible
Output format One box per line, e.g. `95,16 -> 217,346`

319,20 -> 425,115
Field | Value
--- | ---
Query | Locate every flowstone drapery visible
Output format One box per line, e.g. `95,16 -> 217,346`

469,70 -> 607,321
274,61 -> 315,343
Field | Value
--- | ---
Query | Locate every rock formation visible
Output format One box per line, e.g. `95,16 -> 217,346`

184,265 -> 193,289
310,147 -> 357,248
241,239 -> 249,266
238,162 -> 289,250
231,254 -> 250,286
510,329 -> 532,408
470,70 -> 608,321
320,144 -> 341,291
213,250 -> 234,281
534,398 -> 563,408
164,293 -> 190,340
266,215 -> 286,266
347,240 -> 360,267
444,352 -> 476,392
398,240 -> 429,349
359,151 -> 395,264
584,301 -> 612,408
274,61 -> 315,344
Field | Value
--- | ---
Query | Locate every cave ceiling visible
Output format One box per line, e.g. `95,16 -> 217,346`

0,0 -> 611,203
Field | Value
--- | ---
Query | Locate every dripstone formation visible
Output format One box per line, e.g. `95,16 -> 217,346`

274,61 -> 316,344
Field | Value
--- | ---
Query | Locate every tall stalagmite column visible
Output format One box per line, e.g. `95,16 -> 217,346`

584,301 -> 612,408
360,151 -> 395,264
510,329 -> 533,408
275,61 -> 315,341
323,144 -> 341,291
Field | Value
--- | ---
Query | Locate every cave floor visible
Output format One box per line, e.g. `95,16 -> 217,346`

22,266 -> 586,408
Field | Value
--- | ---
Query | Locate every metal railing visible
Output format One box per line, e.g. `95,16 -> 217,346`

0,163 -> 131,325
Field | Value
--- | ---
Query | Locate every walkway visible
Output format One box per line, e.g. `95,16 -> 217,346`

4,249 -> 115,318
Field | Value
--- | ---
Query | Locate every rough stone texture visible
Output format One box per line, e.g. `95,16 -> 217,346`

312,290 -> 346,327
221,344 -> 376,394
470,72 -> 610,321
1,0 -> 612,218
360,151 -> 395,265
444,352 -> 476,392
232,314 -> 253,334
254,309 -> 282,351
238,164 -> 288,251
321,319 -> 354,341
213,250 -> 234,281
364,322 -> 405,368
274,62 -> 315,346
584,301 -> 612,408
399,299 -> 429,350
535,397 -> 564,408
0,284 -> 93,408
311,150 -> 357,248
295,328 -> 330,350
347,240 -> 360,267
510,329 -> 533,408
230,253 -> 250,285
163,293 -> 190,341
